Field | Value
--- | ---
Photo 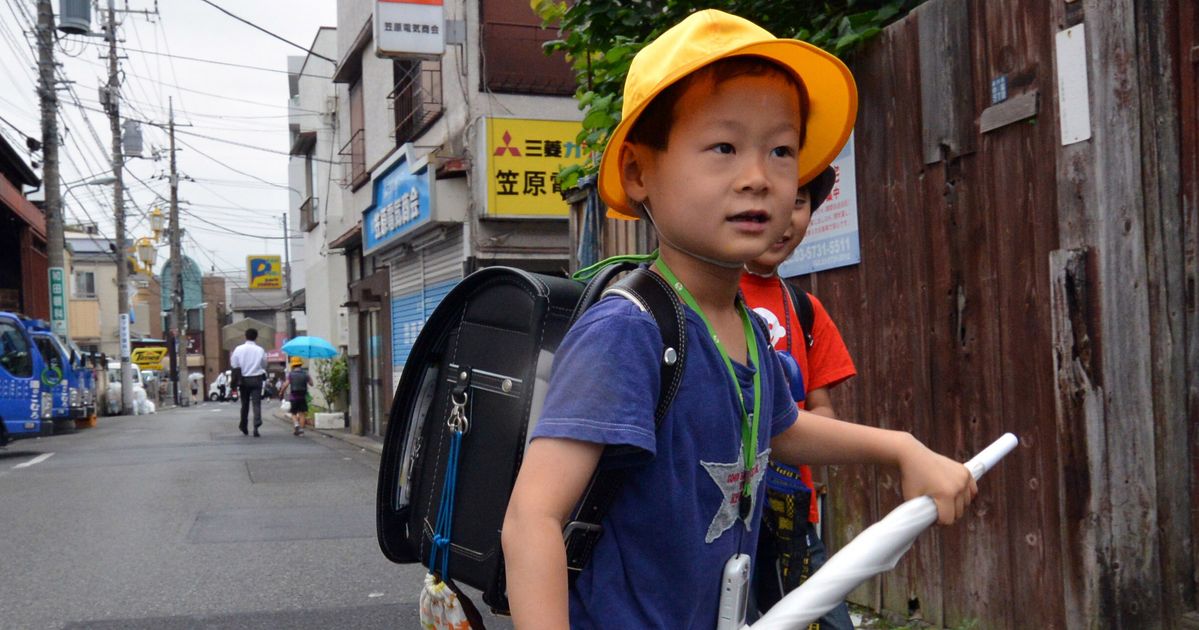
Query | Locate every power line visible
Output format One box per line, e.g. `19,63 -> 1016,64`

195,0 -> 336,63
66,36 -> 333,78
180,207 -> 287,240
0,112 -> 36,141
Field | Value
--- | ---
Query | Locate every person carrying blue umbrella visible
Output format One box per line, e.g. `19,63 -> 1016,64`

279,356 -> 313,436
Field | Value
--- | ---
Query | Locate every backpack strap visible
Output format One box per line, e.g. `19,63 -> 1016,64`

784,281 -> 816,350
562,267 -> 687,576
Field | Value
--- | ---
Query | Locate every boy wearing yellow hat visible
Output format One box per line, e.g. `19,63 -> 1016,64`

502,10 -> 975,629
280,356 -> 312,436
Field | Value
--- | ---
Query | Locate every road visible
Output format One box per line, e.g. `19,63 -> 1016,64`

0,401 -> 514,629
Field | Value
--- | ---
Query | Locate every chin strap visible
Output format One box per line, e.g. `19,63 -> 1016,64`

640,202 -> 746,270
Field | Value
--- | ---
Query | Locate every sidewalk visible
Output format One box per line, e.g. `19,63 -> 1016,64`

272,407 -> 382,455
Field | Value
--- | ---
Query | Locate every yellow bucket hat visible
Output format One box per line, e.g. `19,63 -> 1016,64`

289,356 -> 302,368
597,9 -> 858,220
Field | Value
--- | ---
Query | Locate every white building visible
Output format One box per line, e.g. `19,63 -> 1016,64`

287,27 -> 344,408
289,0 -> 581,437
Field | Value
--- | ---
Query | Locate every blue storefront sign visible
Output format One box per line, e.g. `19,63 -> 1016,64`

363,152 -> 434,254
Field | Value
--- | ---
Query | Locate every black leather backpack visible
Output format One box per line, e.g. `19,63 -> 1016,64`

376,261 -> 687,619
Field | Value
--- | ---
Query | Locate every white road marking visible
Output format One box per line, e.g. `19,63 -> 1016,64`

13,452 -> 54,469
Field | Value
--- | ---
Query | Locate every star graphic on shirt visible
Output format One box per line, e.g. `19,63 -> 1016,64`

700,445 -> 771,543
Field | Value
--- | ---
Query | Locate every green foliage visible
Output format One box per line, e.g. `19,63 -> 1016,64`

532,0 -> 922,189
312,354 -> 349,412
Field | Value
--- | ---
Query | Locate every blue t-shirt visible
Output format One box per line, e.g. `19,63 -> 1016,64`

530,295 -> 800,629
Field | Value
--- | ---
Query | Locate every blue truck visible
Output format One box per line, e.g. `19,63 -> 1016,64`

25,320 -> 87,433
0,311 -> 50,445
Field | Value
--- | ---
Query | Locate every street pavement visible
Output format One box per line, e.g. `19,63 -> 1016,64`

0,400 -> 514,629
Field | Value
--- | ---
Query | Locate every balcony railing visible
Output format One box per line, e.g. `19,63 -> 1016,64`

339,128 -> 367,190
389,60 -> 443,146
300,196 -> 318,232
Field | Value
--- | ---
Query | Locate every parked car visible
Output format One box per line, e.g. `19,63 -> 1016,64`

105,362 -> 148,415
207,370 -> 237,402
24,321 -> 87,433
63,338 -> 96,419
0,311 -> 49,445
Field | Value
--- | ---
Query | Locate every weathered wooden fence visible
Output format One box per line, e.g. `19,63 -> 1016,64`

569,0 -> 1197,626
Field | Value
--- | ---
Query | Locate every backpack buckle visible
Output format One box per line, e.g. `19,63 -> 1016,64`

562,521 -> 604,572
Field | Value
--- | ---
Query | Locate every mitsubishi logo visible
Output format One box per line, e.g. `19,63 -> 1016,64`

493,131 -> 521,156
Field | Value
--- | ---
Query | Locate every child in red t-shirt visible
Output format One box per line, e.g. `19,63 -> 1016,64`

740,165 -> 857,627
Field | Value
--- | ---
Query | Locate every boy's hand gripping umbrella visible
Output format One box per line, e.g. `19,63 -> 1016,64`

747,433 -> 1019,630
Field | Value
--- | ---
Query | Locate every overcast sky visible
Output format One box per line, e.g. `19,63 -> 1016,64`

0,0 -> 337,289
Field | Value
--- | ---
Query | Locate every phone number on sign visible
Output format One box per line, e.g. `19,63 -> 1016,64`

793,236 -> 854,263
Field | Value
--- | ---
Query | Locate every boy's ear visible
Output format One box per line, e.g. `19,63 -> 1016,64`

618,142 -> 652,206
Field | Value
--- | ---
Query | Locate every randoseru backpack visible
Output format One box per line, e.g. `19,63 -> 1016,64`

376,261 -> 687,619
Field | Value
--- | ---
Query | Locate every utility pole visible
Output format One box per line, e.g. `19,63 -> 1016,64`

282,212 -> 294,337
104,0 -> 132,415
168,98 -> 188,407
36,0 -> 66,337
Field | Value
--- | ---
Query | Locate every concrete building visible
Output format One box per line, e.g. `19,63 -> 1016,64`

287,27 -> 346,410
291,0 -> 580,437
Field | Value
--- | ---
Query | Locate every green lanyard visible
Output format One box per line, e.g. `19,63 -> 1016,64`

654,259 -> 762,502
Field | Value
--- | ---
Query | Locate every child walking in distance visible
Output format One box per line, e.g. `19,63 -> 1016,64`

501,10 -> 976,629
279,357 -> 312,436
740,166 -> 857,625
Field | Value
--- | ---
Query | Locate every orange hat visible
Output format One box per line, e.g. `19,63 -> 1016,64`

597,10 -> 858,220
289,356 -> 302,367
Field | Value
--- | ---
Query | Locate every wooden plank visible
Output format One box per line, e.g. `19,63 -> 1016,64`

870,16 -> 945,624
971,0 -> 1067,626
1048,247 -> 1112,629
916,0 -> 977,164
1084,0 -> 1164,624
1136,0 -> 1195,623
978,89 -> 1039,133
1177,0 -> 1199,610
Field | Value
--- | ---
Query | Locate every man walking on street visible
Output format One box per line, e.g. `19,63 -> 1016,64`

230,328 -> 267,437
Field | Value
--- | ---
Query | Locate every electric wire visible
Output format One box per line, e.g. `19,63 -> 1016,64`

194,0 -> 335,63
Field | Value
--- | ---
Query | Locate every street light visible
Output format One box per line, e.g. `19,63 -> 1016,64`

63,175 -> 116,191
135,237 -> 157,273
149,207 -> 165,236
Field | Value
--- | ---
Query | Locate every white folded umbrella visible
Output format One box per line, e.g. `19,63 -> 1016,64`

748,433 -> 1019,630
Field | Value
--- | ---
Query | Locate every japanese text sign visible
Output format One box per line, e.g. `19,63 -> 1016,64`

486,118 -> 586,217
48,267 -> 67,336
374,0 -> 444,58
364,154 -> 432,254
247,255 -> 283,290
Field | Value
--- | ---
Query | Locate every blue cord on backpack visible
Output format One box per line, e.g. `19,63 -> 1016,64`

777,350 -> 806,404
428,427 -> 463,578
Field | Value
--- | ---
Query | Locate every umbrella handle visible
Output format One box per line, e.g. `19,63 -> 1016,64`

964,432 -> 1018,481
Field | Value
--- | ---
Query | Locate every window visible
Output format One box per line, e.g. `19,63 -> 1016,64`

480,0 -> 575,95
0,320 -> 33,378
392,59 -> 443,146
340,78 -> 367,190
301,149 -> 319,232
74,271 -> 96,298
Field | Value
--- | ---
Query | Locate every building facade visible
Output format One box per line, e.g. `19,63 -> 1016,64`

291,0 -> 580,437
0,135 -> 48,320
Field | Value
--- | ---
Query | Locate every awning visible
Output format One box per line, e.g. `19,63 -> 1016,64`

220,318 -> 277,352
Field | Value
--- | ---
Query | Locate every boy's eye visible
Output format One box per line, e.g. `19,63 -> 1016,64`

711,143 -> 734,155
772,146 -> 797,158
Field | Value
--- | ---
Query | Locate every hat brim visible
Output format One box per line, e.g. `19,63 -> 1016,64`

807,165 -> 837,213
599,40 -> 857,220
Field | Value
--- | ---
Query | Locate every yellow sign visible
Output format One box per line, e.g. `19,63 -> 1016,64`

130,347 -> 167,369
247,255 -> 283,290
486,118 -> 586,217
